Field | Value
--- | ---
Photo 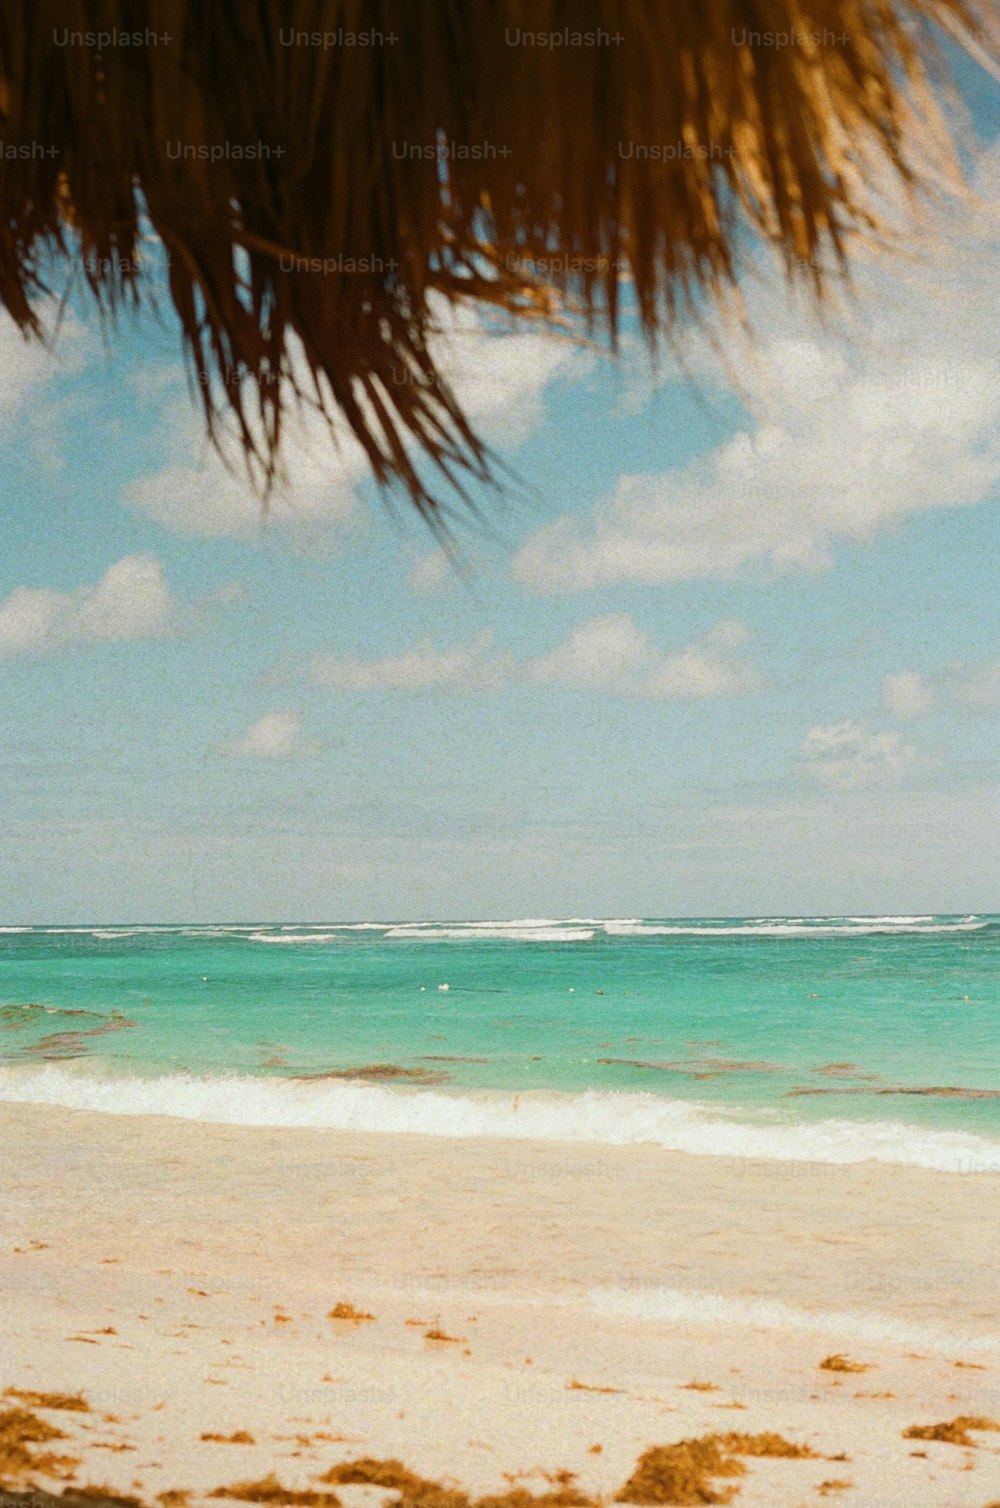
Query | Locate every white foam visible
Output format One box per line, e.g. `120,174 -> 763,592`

601,921 -> 986,937
2,1066 -> 998,1173
589,1286 -> 998,1353
844,915 -> 935,925
385,926 -> 596,941
247,931 -> 344,944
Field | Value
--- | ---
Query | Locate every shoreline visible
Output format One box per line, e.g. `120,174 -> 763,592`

3,1102 -> 1000,1506
3,1065 -> 1000,1175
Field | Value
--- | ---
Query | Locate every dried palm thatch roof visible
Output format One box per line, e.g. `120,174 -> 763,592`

0,0 -> 996,522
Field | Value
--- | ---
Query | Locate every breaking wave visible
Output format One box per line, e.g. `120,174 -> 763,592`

1,1064 -> 998,1173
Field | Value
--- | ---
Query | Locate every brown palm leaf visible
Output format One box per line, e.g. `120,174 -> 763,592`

0,0 -> 995,521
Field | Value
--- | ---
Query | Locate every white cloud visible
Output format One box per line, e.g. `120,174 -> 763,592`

882,658 -> 1000,718
882,670 -> 934,720
528,614 -> 650,690
528,614 -> 760,697
408,547 -> 456,594
0,311 -> 88,436
305,630 -> 509,693
218,709 -> 321,760
512,151 -> 1000,593
428,298 -> 589,447
800,720 -> 917,790
123,298 -> 588,541
945,657 -> 1000,713
297,615 -> 759,700
0,555 -> 177,659
641,618 -> 760,699
122,395 -> 365,541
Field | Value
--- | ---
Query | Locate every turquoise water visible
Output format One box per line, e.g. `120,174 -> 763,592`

1,916 -> 998,1166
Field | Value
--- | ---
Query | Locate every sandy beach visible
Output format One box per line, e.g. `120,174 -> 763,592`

2,1102 -> 999,1507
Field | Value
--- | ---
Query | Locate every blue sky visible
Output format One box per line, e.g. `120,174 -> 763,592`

1,124 -> 998,921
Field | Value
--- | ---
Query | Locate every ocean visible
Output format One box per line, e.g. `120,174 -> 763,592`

1,915 -> 998,1171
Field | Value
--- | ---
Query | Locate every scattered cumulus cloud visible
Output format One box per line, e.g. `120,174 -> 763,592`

428,298 -> 589,447
218,709 -> 321,761
882,670 -> 935,720
122,395 -> 365,541
123,297 -> 588,541
0,555 -> 177,659
295,616 -> 760,700
0,312 -> 88,436
949,657 -> 1000,712
511,150 -> 1000,594
882,658 -> 1000,718
408,547 -> 457,594
528,615 -> 761,697
799,720 -> 917,790
305,630 -> 510,693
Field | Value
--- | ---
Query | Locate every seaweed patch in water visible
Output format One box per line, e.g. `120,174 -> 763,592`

14,1012 -> 137,1061
790,1085 -> 1000,1099
420,1055 -> 490,1063
293,1064 -> 449,1083
596,1056 -> 782,1078
0,1003 -> 101,1030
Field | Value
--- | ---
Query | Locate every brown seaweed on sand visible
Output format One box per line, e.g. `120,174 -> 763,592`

211,1478 -> 341,1506
902,1415 -> 1000,1446
58,1491 -> 145,1508
201,1431 -> 256,1444
819,1355 -> 871,1374
718,1434 -> 817,1459
0,1405 -> 76,1479
477,1492 -> 594,1508
319,1462 -> 592,1508
327,1303 -> 375,1323
614,1433 -> 818,1506
2,1492 -> 150,1508
4,1388 -> 90,1411
614,1437 -> 745,1505
319,1459 -> 469,1508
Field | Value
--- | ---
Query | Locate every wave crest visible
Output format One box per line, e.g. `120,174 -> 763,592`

0,1066 -> 998,1173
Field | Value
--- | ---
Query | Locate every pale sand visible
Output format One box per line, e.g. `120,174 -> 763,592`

2,1102 -> 1000,1506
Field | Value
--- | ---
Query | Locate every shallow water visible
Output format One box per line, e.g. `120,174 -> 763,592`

1,915 -> 997,1167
